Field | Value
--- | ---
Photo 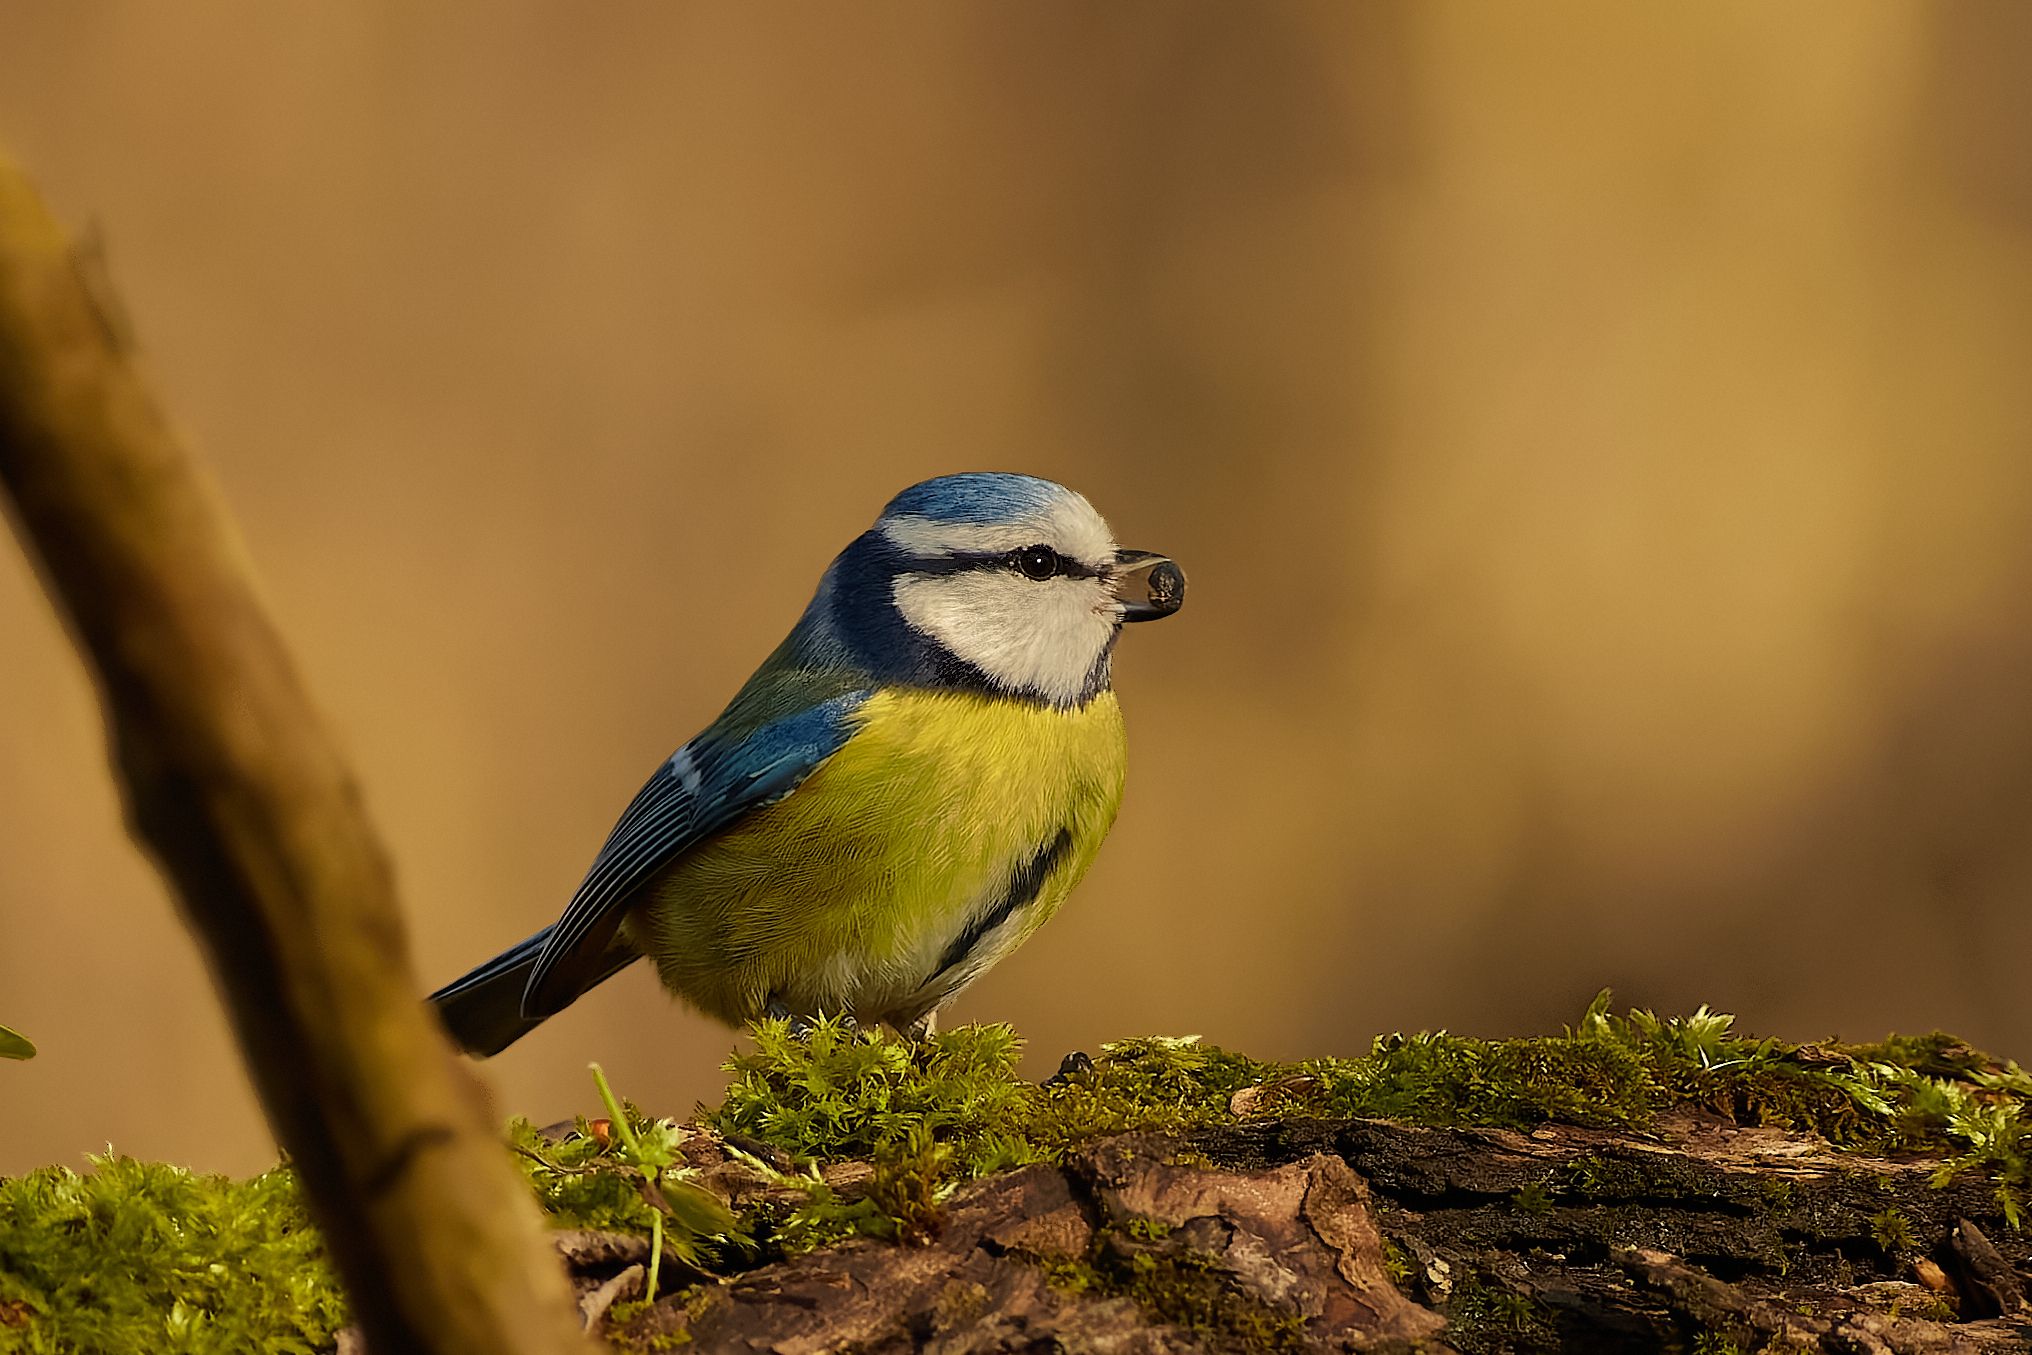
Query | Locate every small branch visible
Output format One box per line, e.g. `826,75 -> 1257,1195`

0,152 -> 588,1352
577,1264 -> 645,1333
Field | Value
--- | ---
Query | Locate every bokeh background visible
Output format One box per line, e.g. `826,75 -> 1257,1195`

3,3 -> 2030,1178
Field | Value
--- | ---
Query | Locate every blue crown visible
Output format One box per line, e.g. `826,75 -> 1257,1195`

879,473 -> 1068,525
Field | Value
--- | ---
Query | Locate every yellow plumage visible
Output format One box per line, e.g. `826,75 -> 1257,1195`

624,687 -> 1126,1026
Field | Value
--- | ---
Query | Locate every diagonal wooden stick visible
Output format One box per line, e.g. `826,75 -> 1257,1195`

0,152 -> 589,1354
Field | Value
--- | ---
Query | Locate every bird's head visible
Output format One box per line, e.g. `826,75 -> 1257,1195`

814,473 -> 1184,707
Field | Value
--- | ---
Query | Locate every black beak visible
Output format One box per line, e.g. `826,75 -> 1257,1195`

1113,549 -> 1186,622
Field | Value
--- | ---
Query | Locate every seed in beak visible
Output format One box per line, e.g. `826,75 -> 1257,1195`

1113,550 -> 1186,622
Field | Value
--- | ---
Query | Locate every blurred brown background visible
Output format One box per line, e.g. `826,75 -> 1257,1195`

3,3 -> 2030,1178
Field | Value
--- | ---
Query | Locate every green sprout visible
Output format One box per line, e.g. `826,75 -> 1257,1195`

0,1023 -> 34,1060
586,1062 -> 742,1304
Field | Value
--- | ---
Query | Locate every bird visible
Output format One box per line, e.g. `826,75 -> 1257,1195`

428,472 -> 1185,1056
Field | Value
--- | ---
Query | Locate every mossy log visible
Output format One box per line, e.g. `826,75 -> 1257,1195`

5,1011 -> 2030,1351
483,1012 -> 2032,1355
568,1112 -> 2031,1354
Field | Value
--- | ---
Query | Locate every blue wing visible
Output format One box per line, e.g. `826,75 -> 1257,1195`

521,691 -> 868,1018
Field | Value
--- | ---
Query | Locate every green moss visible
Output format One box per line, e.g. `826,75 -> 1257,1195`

1447,1278 -> 1560,1354
1300,1025 -> 1657,1130
705,995 -> 2032,1242
1869,1206 -> 1915,1254
1038,1253 -> 1102,1297
1560,1152 -> 1609,1196
1108,1245 -> 1308,1353
508,1075 -> 746,1281
1380,1235 -> 1413,1285
604,1293 -> 695,1352
5,995 -> 2028,1351
1879,1287 -> 1957,1324
689,994 -> 2032,1288
712,1024 -> 1279,1173
1039,1235 -> 1307,1353
1826,1055 -> 2032,1226
776,1125 -> 951,1250
510,1113 -> 667,1233
0,1155 -> 340,1355
1021,1036 -> 1272,1154
1690,1334 -> 1746,1355
713,1017 -> 1041,1180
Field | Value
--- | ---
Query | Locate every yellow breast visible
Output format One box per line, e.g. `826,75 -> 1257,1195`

626,687 -> 1127,1025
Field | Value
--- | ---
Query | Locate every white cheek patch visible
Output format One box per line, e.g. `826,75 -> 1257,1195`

892,570 -> 1116,705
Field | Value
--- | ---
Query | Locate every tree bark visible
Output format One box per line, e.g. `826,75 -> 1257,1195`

586,1116 -> 2032,1353
0,153 -> 588,1353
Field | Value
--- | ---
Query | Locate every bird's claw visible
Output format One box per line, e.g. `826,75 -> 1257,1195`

1043,1050 -> 1094,1087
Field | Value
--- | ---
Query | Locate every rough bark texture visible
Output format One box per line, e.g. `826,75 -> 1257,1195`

568,1118 -> 2032,1353
0,154 -> 588,1353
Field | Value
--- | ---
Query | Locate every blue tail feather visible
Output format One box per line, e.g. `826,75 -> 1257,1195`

428,926 -> 636,1057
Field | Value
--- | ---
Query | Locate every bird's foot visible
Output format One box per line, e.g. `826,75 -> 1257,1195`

1042,1050 -> 1094,1087
762,999 -> 811,1039
903,1010 -> 939,1042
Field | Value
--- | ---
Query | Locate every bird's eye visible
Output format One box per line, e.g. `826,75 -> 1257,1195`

1012,545 -> 1059,580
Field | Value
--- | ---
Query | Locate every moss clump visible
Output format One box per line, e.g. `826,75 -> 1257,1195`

768,1126 -> 952,1252
0,1155 -> 340,1355
1039,1238 -> 1308,1354
707,993 -> 2032,1237
1446,1277 -> 1561,1354
710,1024 -> 1282,1252
1290,997 -> 1874,1140
715,1017 -> 1042,1180
1690,1335 -> 1747,1355
1869,1206 -> 1915,1254
1272,995 -> 2031,1226
1829,1059 -> 2032,1227
1020,1036 -> 1273,1155
1107,1245 -> 1308,1353
1299,1022 -> 1657,1130
712,1024 -> 1277,1178
711,1025 -> 1275,1173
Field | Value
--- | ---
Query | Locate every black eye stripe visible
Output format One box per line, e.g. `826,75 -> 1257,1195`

901,547 -> 1104,580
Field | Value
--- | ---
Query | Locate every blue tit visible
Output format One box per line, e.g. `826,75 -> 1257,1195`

428,472 -> 1185,1055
